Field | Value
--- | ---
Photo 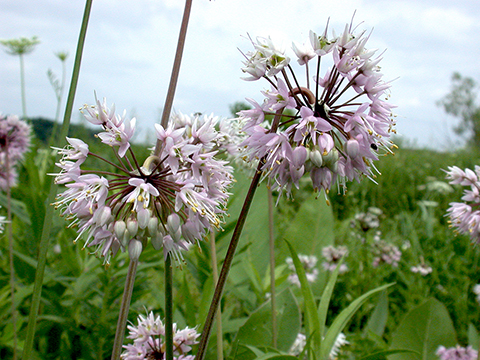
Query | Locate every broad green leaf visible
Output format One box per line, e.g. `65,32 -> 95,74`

286,240 -> 321,357
388,298 -> 457,360
468,323 -> 479,350
318,256 -> 344,343
360,349 -> 420,360
0,193 -> 30,225
278,194 -> 334,260
321,283 -> 393,359
365,290 -> 389,337
197,277 -> 214,327
223,171 -> 271,282
230,288 -> 300,359
255,355 -> 299,360
278,194 -> 334,297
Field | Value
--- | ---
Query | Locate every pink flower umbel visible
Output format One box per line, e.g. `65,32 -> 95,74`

237,19 -> 396,198
121,311 -> 199,360
52,99 -> 233,265
285,254 -> 319,286
0,114 -> 31,189
322,245 -> 348,273
436,345 -> 478,360
445,165 -> 480,244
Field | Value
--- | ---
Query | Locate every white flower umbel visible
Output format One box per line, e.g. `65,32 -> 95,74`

121,311 -> 199,360
236,19 -> 397,199
445,165 -> 480,245
52,99 -> 233,265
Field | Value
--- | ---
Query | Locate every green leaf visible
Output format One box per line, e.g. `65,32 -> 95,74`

285,240 -> 321,356
360,349 -> 420,360
468,323 -> 479,350
365,290 -> 389,337
278,194 -> 334,260
255,355 -> 299,360
388,298 -> 457,360
223,171 -> 271,282
230,288 -> 301,359
321,283 -> 393,360
318,256 -> 344,342
0,192 -> 30,225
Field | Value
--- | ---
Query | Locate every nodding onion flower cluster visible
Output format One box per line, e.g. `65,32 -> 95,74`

52,98 -> 233,265
0,114 -> 31,190
121,311 -> 199,360
445,165 -> 480,245
237,19 -> 397,198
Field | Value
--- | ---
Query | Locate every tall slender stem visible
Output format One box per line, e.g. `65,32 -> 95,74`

267,187 -> 277,348
19,54 -> 27,119
155,0 -> 193,139
196,160 -> 265,360
111,259 -> 138,360
21,1 -> 93,358
209,231 -> 224,360
165,254 -> 174,360
196,110 -> 284,360
6,141 -> 17,360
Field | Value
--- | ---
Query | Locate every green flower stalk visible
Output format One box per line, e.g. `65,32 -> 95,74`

21,2 -> 92,358
0,36 -> 40,119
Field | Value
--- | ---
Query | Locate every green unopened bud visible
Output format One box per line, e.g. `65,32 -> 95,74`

128,239 -> 143,261
151,232 -> 164,250
127,219 -> 138,238
137,208 -> 150,229
147,217 -> 159,237
323,148 -> 339,172
114,221 -> 126,239
309,148 -> 323,167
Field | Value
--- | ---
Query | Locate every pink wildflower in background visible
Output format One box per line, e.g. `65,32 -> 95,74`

237,18 -> 396,198
286,254 -> 319,286
52,98 -> 233,264
436,345 -> 478,360
372,237 -> 401,268
473,284 -> 480,304
322,245 -> 348,273
0,114 -> 31,189
410,263 -> 432,276
445,166 -> 480,244
121,311 -> 199,360
288,332 -> 349,359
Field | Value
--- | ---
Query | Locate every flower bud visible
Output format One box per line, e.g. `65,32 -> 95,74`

127,219 -> 139,238
151,233 -> 164,250
345,139 -> 360,158
137,208 -> 150,229
323,148 -> 339,171
128,239 -> 143,261
147,217 -> 159,237
114,220 -> 126,239
167,213 -> 182,242
309,148 -> 323,167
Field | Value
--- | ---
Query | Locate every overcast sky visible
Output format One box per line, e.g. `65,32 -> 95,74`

1,0 -> 480,148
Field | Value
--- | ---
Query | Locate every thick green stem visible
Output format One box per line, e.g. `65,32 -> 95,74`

209,231 -> 224,360
19,54 -> 27,119
155,0 -> 192,140
111,259 -> 138,360
165,254 -> 174,360
267,188 -> 277,348
21,2 -> 92,358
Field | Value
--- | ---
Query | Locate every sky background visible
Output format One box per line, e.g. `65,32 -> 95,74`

1,0 -> 480,148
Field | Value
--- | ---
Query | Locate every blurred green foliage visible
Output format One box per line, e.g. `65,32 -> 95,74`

0,118 -> 479,359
